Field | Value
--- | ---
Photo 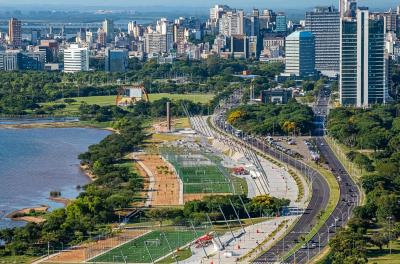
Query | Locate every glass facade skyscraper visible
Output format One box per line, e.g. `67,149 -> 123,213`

275,14 -> 287,33
340,8 -> 386,107
305,6 -> 340,77
284,31 -> 315,77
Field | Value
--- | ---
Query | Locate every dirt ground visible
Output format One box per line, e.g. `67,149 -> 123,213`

136,154 -> 180,206
133,162 -> 149,208
183,193 -> 209,203
183,193 -> 231,203
41,230 -> 147,263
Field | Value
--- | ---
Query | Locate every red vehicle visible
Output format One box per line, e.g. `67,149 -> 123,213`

194,233 -> 214,248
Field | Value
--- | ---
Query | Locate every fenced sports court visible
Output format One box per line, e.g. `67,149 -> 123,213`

160,147 -> 235,195
88,228 -> 205,263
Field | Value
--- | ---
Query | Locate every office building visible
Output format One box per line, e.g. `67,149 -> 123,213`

284,31 -> 315,77
19,51 -> 46,70
63,44 -> 89,73
105,48 -> 128,73
8,18 -> 22,48
102,19 -> 115,42
230,35 -> 249,59
0,50 -> 19,70
249,9 -> 260,36
305,6 -> 340,77
340,8 -> 386,107
275,13 -> 287,33
0,50 -> 45,71
39,40 -> 59,63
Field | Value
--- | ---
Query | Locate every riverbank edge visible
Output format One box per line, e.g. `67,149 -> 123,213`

2,123 -> 111,224
0,121 -> 114,130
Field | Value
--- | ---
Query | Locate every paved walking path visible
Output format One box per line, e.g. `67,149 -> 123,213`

182,216 -> 299,264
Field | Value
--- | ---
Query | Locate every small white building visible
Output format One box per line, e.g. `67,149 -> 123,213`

63,44 -> 89,73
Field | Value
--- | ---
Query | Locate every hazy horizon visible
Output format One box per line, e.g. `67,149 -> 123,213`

0,0 -> 398,11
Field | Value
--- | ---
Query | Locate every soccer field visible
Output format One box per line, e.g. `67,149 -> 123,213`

178,166 -> 232,194
89,230 -> 199,263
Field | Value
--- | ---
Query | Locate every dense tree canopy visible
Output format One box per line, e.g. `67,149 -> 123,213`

227,100 -> 314,136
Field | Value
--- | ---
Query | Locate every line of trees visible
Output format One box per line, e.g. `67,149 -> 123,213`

326,104 -> 400,263
0,58 -> 284,115
145,194 -> 290,226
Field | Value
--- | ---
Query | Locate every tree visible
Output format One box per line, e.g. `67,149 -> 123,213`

370,232 -> 390,250
329,229 -> 368,264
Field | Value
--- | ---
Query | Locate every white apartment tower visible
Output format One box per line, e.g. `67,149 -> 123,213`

63,44 -> 89,73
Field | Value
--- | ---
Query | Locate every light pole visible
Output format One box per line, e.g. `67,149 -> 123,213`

324,222 -> 331,243
316,232 -> 321,253
387,216 -> 393,255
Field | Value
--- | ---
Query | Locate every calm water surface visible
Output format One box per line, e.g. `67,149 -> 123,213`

0,128 -> 110,229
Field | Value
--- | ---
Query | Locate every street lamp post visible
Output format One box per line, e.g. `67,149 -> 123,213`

387,216 -> 393,255
324,222 -> 330,242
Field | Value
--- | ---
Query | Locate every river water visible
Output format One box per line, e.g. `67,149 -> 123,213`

0,128 -> 110,229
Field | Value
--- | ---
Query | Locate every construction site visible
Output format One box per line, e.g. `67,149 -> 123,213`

33,95 -> 308,264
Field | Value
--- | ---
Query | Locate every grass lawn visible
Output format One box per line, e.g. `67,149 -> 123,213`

43,93 -> 214,116
367,238 -> 400,264
89,230 -> 200,263
177,166 -> 232,194
157,248 -> 192,263
0,255 -> 37,264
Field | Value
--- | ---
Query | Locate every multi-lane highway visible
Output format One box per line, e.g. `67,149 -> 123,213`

213,85 -> 360,263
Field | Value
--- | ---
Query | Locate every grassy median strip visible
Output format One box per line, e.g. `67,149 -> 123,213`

325,136 -> 365,205
281,162 -> 340,261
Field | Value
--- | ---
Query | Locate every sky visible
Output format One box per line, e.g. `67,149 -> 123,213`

0,0 -> 398,10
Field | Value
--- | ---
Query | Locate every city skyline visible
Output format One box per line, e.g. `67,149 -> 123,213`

0,0 -> 399,10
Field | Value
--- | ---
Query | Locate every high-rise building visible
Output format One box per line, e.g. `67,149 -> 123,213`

305,6 -> 340,77
39,40 -> 59,63
284,31 -> 315,77
219,10 -> 244,36
275,13 -> 287,33
97,28 -> 107,47
340,0 -> 357,18
102,19 -> 115,42
340,8 -> 386,107
209,5 -> 232,21
249,9 -> 260,36
175,27 -> 188,55
260,9 -> 276,31
8,18 -> 22,48
128,21 -> 143,39
105,48 -> 128,73
63,44 -> 89,73
144,32 -> 167,55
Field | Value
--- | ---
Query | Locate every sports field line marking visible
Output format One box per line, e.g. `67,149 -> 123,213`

85,230 -> 152,263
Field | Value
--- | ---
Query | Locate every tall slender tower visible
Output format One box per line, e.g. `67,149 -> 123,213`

8,18 -> 22,48
340,0 -> 357,18
340,7 -> 386,107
